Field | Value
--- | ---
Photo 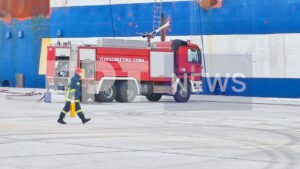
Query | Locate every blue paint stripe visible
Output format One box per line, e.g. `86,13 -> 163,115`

48,0 -> 300,37
202,77 -> 300,98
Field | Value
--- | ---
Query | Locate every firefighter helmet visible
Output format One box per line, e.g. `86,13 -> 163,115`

75,68 -> 83,75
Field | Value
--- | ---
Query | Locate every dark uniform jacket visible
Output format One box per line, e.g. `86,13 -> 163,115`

66,74 -> 81,102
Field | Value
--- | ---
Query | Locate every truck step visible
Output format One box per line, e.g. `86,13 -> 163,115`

153,85 -> 171,94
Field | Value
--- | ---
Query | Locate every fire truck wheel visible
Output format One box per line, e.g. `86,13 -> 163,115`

95,83 -> 116,102
173,81 -> 191,103
146,93 -> 162,102
115,81 -> 137,102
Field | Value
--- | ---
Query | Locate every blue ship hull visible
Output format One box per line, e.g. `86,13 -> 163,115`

0,0 -> 300,98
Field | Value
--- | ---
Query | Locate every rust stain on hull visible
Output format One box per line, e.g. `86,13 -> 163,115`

0,0 -> 50,23
196,0 -> 223,10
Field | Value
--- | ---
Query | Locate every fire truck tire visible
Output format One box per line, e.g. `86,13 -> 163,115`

95,83 -> 116,102
173,81 -> 191,103
115,81 -> 137,102
146,93 -> 162,102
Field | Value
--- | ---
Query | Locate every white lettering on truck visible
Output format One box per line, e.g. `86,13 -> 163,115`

100,57 -> 145,63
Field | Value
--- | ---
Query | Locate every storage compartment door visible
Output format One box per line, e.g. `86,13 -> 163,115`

150,51 -> 174,78
79,48 -> 96,79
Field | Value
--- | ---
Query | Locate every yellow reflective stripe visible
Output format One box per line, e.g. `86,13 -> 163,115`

75,100 -> 80,103
65,99 -> 71,101
69,89 -> 75,92
62,110 -> 68,114
76,82 -> 80,85
76,109 -> 82,114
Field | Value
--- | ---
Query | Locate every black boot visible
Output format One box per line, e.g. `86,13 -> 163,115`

77,112 -> 91,124
57,112 -> 67,124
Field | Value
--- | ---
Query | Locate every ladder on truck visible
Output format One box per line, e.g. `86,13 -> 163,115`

153,0 -> 162,30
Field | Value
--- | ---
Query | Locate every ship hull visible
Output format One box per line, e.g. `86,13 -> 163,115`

0,0 -> 299,97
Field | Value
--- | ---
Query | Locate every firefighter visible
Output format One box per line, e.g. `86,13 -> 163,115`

57,68 -> 91,124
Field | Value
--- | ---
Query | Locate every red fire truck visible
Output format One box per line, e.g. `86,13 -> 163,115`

46,38 -> 202,103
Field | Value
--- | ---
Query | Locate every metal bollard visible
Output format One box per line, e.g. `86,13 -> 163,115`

44,91 -> 52,103
15,73 -> 25,88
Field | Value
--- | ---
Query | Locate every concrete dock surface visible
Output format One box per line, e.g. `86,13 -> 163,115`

0,88 -> 299,169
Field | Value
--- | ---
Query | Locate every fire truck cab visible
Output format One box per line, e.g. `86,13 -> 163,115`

46,39 -> 202,103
